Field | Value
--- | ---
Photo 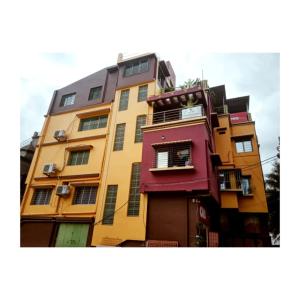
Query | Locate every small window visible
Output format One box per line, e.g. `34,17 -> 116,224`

79,115 -> 108,131
127,163 -> 141,216
119,89 -> 129,111
31,188 -> 52,205
113,123 -> 126,151
241,176 -> 251,195
73,186 -> 98,205
102,185 -> 118,224
60,93 -> 76,107
155,143 -> 192,168
235,139 -> 253,153
88,86 -> 102,101
138,85 -> 148,102
134,115 -> 147,143
68,150 -> 90,165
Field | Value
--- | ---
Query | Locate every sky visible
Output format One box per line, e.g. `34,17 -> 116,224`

20,52 -> 279,176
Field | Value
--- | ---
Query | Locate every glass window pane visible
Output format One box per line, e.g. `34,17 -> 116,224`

243,141 -> 253,152
235,142 -> 244,153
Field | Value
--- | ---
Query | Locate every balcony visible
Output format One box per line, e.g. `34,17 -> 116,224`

219,170 -> 252,195
146,105 -> 205,126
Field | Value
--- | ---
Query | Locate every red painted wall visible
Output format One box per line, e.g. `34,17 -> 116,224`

141,123 -> 218,196
230,112 -> 248,124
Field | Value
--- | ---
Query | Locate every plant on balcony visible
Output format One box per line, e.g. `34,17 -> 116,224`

180,78 -> 201,89
162,86 -> 175,93
180,97 -> 199,108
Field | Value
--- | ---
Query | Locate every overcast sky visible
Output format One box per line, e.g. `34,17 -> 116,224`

20,52 -> 279,176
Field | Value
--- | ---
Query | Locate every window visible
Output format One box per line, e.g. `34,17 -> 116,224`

127,163 -> 141,216
73,186 -> 98,205
235,139 -> 253,153
68,150 -> 90,165
219,170 -> 242,190
119,89 -> 129,111
241,176 -> 251,195
124,59 -> 149,77
134,115 -> 146,143
88,86 -> 102,101
60,93 -> 76,107
79,115 -> 108,131
138,85 -> 148,101
31,188 -> 52,205
155,143 -> 192,168
102,185 -> 118,224
113,123 -> 126,151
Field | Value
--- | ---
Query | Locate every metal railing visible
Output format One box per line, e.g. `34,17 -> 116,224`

149,105 -> 204,125
153,143 -> 192,169
219,170 -> 252,195
219,170 -> 242,190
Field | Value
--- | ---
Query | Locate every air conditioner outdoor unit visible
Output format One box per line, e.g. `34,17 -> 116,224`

56,185 -> 70,196
43,163 -> 57,176
54,130 -> 66,141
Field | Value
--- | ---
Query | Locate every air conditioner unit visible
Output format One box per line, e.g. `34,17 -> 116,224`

54,130 -> 66,141
43,163 -> 57,176
56,185 -> 70,196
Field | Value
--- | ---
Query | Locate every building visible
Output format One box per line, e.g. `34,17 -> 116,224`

20,53 -> 270,247
20,132 -> 39,201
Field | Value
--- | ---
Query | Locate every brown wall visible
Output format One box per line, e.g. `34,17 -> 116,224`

49,68 -> 117,115
116,55 -> 157,90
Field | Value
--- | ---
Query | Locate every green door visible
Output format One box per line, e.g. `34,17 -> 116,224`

55,223 -> 89,247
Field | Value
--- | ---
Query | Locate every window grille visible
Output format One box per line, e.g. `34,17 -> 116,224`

31,188 -> 52,205
79,115 -> 108,131
154,143 -> 192,168
88,86 -> 102,100
102,185 -> 118,224
124,59 -> 149,77
219,170 -> 242,190
73,186 -> 98,205
119,90 -> 129,111
134,115 -> 146,143
127,163 -> 141,216
68,150 -> 90,165
138,85 -> 148,101
60,93 -> 76,107
113,123 -> 126,151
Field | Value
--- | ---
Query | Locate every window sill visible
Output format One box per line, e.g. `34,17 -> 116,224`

149,165 -> 194,172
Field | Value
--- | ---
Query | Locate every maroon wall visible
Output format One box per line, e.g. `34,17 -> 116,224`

141,124 -> 214,193
49,67 -> 117,115
116,55 -> 157,90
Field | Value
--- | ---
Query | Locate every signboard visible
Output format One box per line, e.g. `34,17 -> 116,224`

182,106 -> 203,119
199,204 -> 208,224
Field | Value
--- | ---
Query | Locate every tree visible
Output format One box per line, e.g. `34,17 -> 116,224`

266,138 -> 280,241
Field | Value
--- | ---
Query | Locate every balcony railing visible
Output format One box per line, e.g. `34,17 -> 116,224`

147,105 -> 205,125
219,170 -> 252,195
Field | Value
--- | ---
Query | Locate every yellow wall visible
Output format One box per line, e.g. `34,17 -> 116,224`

21,104 -> 111,217
92,80 -> 157,246
214,115 -> 268,213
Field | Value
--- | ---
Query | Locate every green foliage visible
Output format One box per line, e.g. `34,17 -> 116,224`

266,138 -> 280,238
180,78 -> 201,89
